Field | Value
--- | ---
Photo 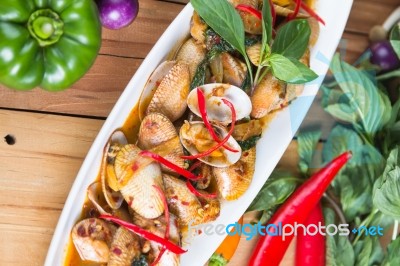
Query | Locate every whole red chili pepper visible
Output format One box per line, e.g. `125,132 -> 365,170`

248,151 -> 352,266
295,203 -> 325,266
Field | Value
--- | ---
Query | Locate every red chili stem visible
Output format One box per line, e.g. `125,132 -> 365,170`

295,203 -> 325,266
287,0 -> 301,21
186,180 -> 217,199
268,0 -> 276,26
181,99 -> 237,160
236,4 -> 262,20
99,214 -> 186,255
248,151 -> 352,266
300,2 -> 325,25
140,151 -> 201,180
151,185 -> 170,266
197,88 -> 238,153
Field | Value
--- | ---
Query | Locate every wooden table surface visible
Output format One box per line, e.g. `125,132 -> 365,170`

0,0 -> 398,265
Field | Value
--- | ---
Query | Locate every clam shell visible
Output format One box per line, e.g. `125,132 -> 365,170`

246,43 -> 262,66
274,5 -> 308,18
138,113 -> 178,150
87,182 -> 110,215
229,0 -> 262,34
163,174 -> 219,227
71,218 -> 116,263
187,83 -> 252,124
250,73 -> 286,118
213,147 -> 256,200
108,227 -> 141,266
114,144 -> 164,219
146,62 -> 190,122
190,12 -> 207,45
150,136 -> 186,175
209,54 -> 223,83
179,121 -> 242,167
221,53 -> 247,87
176,38 -> 207,80
139,61 -> 175,120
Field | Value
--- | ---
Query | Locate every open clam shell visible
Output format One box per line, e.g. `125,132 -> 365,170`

179,121 -> 242,167
114,144 -> 164,219
138,61 -> 175,121
187,83 -> 252,124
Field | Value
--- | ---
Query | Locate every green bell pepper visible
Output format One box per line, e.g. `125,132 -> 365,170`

0,0 -> 101,91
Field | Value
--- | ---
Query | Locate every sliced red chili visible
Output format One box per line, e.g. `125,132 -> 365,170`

188,160 -> 202,172
99,214 -> 186,255
197,88 -> 238,153
287,0 -> 301,21
181,99 -> 237,160
151,185 -> 170,266
139,151 -> 201,180
300,2 -> 325,25
236,4 -> 262,20
186,180 -> 217,199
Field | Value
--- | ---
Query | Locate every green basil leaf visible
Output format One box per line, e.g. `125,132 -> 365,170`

247,170 -> 300,212
323,124 -> 385,221
191,0 -> 247,57
269,54 -> 318,84
373,147 -> 400,219
390,23 -> 400,59
322,86 -> 359,124
261,0 -> 273,46
190,59 -> 208,90
271,19 -> 311,59
329,54 -> 392,136
237,135 -> 261,151
382,237 -> 400,265
297,130 -> 321,175
354,238 -> 384,266
324,208 -> 355,266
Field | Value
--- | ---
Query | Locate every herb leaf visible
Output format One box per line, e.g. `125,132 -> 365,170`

247,171 -> 300,212
269,54 -> 318,84
373,147 -> 400,219
191,0 -> 247,59
237,135 -> 261,151
297,130 -> 321,175
382,237 -> 400,265
261,0 -> 273,46
353,237 -> 384,266
328,54 -> 392,137
390,23 -> 400,59
271,19 -> 311,59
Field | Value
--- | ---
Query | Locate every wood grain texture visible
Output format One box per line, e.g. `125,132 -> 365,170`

0,110 -> 103,265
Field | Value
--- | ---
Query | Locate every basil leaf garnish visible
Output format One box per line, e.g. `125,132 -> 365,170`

269,53 -> 317,84
271,19 -> 311,59
262,0 -> 273,46
191,0 -> 246,58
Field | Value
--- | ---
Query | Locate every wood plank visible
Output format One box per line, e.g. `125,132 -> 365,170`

0,110 -> 103,265
0,55 -> 141,117
99,0 -> 185,58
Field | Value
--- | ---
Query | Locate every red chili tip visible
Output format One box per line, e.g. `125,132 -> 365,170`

186,180 -> 218,199
236,4 -> 262,20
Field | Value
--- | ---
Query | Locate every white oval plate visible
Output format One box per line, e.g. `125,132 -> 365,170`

45,1 -> 353,265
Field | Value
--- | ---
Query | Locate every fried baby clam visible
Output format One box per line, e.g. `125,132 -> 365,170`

229,0 -> 262,35
246,42 -> 262,66
133,213 -> 181,266
187,83 -> 252,124
71,218 -> 116,263
163,174 -> 220,227
232,120 -> 263,141
114,144 -> 165,219
108,227 -> 141,266
145,61 -> 190,122
138,113 -> 185,174
190,11 -> 208,45
213,147 -> 256,200
176,38 -> 207,80
180,121 -> 242,167
100,130 -> 127,210
250,73 -> 286,118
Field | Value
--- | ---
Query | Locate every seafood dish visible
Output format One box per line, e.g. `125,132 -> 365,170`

45,0 -> 353,265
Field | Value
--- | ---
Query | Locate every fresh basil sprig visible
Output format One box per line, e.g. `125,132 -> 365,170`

191,0 -> 253,83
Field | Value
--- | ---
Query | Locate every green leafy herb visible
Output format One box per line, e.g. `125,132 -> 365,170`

382,237 -> 400,265
324,208 -> 355,266
237,135 -> 261,151
131,255 -> 148,266
297,130 -> 321,175
190,59 -> 208,90
271,19 -> 311,59
373,147 -> 400,219
247,171 -> 301,212
353,237 -> 384,266
261,0 -> 273,46
269,54 -> 318,84
328,54 -> 392,138
390,23 -> 400,59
